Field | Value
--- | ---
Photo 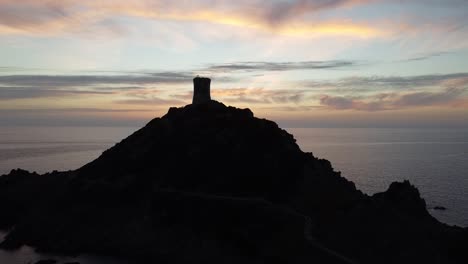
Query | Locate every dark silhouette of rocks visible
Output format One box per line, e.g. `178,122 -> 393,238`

34,259 -> 57,264
0,78 -> 467,263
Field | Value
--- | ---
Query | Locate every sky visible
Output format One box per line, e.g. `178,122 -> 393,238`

1,0 -> 468,128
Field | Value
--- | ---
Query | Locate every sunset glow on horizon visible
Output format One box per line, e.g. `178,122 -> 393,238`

1,0 -> 468,127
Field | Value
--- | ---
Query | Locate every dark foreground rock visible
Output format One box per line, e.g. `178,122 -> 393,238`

34,259 -> 57,264
0,101 -> 467,264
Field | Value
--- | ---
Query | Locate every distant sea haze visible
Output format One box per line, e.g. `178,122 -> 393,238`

0,126 -> 467,227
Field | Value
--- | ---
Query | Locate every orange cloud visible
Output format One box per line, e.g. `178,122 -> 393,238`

0,0 -> 385,38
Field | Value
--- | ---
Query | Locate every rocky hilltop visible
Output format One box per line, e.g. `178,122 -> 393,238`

0,79 -> 467,263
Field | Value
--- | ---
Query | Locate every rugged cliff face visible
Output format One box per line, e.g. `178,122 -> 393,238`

0,101 -> 466,264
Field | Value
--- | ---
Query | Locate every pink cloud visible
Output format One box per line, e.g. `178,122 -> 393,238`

0,0 -> 384,38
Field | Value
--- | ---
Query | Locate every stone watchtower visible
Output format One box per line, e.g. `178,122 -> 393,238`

192,76 -> 211,104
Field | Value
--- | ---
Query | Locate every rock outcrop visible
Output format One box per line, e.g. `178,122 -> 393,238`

0,100 -> 466,264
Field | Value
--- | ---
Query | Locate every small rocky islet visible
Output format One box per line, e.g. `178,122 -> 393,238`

0,77 -> 466,264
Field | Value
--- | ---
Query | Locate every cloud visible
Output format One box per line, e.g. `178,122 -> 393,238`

2,69 -> 468,116
0,72 -> 194,88
400,51 -> 454,62
394,87 -> 465,107
115,88 -> 187,105
3,0 -> 468,48
0,0 -> 383,38
320,95 -> 356,109
0,82 -> 190,106
215,0 -> 366,25
0,67 -> 35,72
0,108 -> 151,113
0,1 -> 70,28
352,73 -> 468,88
0,86 -> 118,100
258,105 -> 320,112
0,72 -> 196,102
214,88 -> 306,104
319,87 -> 467,111
204,60 -> 357,72
210,72 -> 468,110
304,72 -> 468,91
0,74 -> 183,100
170,87 -> 307,105
114,98 -> 186,106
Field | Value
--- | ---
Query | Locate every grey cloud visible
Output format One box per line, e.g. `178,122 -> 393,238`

0,67 -> 29,72
172,86 -> 305,101
320,95 -> 355,109
0,69 -> 243,100
115,98 -> 186,105
259,105 -> 321,112
0,86 -> 116,100
171,87 -> 307,105
394,87 -> 464,107
343,73 -> 468,88
0,108 -> 151,113
257,0 -> 357,24
224,96 -> 271,104
402,51 -> 454,62
216,88 -> 306,104
205,60 -> 357,73
304,72 -> 468,91
0,72 -> 194,87
320,94 -> 387,111
0,84 -> 161,100
319,87 -> 467,111
114,86 -> 188,105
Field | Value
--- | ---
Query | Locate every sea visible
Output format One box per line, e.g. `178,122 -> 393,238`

0,126 -> 467,263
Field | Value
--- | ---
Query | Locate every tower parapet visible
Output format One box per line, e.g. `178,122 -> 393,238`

192,77 -> 211,104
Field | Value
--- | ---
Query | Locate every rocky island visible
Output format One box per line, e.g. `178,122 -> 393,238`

0,77 -> 466,264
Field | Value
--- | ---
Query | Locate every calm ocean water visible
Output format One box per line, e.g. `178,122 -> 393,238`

0,126 -> 467,263
290,128 -> 468,227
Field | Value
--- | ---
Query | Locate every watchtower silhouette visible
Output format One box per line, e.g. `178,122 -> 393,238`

192,76 -> 211,104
